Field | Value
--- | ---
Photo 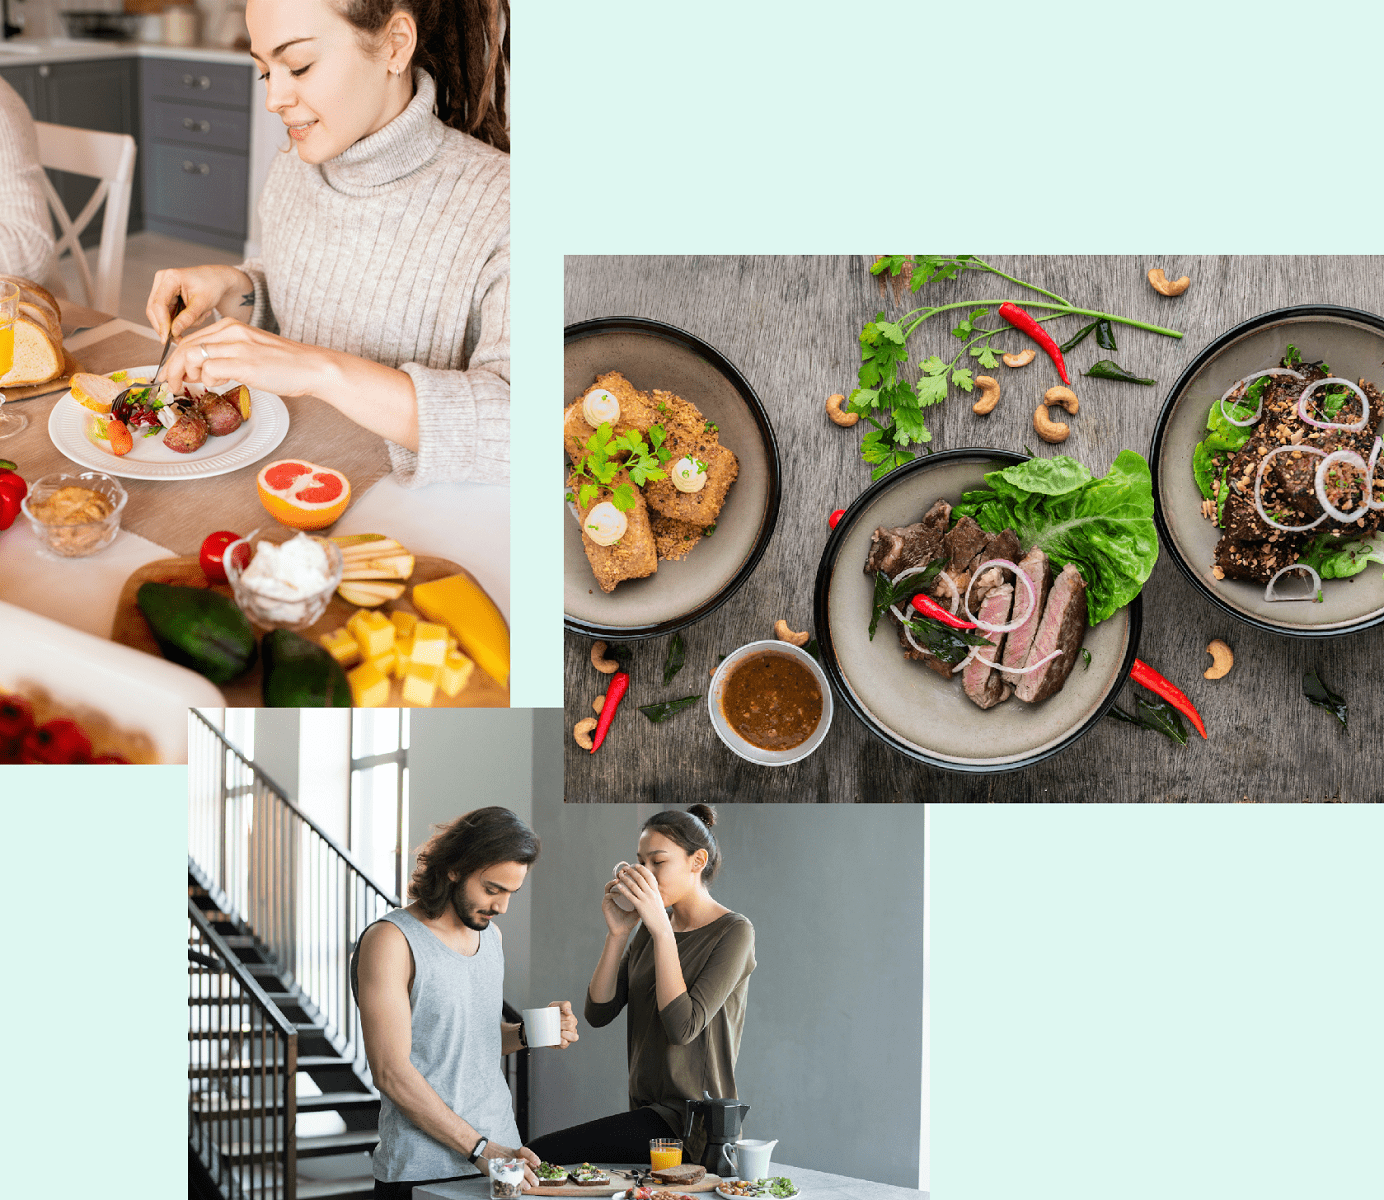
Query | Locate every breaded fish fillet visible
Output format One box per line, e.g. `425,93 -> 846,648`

650,513 -> 706,561
563,371 -> 658,464
640,387 -> 739,523
569,469 -> 657,592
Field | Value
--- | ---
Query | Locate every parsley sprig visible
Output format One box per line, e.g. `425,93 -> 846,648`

571,422 -> 671,511
849,256 -> 1185,480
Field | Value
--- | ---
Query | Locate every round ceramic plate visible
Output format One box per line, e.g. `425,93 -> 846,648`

814,448 -> 1141,774
1150,305 -> 1384,638
564,318 -> 780,639
715,1185 -> 799,1199
47,365 -> 290,480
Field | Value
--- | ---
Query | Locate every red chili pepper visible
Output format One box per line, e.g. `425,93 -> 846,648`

590,669 -> 629,753
1130,658 -> 1207,739
910,594 -> 977,630
998,302 -> 1069,385
829,509 -> 845,529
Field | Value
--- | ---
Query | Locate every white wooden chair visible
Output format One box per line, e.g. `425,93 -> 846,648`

33,122 -> 136,315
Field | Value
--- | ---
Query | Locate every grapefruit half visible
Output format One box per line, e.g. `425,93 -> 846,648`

256,460 -> 351,530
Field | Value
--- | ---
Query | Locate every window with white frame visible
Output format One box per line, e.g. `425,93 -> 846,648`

350,710 -> 410,898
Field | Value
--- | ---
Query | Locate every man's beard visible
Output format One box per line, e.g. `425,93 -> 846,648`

452,884 -> 495,931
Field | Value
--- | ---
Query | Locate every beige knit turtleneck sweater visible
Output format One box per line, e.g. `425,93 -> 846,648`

238,71 -> 509,486
0,77 -> 58,286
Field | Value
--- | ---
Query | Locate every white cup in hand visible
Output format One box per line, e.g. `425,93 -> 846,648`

611,862 -> 635,911
522,1006 -> 562,1048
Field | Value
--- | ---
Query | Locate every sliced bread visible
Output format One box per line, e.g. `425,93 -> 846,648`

651,1164 -> 706,1186
0,314 -> 63,386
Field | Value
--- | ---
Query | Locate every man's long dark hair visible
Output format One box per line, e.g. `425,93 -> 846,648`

338,0 -> 510,152
409,806 -> 539,917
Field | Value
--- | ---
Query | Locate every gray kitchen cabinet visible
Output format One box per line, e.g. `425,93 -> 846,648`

141,57 -> 252,253
0,62 -> 38,112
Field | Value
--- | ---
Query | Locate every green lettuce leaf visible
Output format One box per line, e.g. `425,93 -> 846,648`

1297,533 -> 1384,580
951,451 -> 1159,625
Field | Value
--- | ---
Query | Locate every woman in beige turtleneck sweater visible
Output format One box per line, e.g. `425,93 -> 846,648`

150,0 -> 509,487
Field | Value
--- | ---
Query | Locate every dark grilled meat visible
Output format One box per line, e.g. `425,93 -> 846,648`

1014,563 -> 1088,703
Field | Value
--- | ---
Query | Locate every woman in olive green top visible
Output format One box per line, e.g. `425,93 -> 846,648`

526,805 -> 755,1164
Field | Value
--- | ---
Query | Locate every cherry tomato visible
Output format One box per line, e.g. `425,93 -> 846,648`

21,718 -> 92,764
829,508 -> 845,529
199,530 -> 246,583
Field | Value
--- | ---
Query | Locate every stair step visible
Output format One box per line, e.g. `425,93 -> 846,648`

188,1053 -> 351,1078
296,1180 -> 376,1200
217,1130 -> 380,1163
296,1091 -> 379,1114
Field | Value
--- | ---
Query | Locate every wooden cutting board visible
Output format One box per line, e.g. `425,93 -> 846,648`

527,1170 -> 723,1195
111,554 -> 509,708
4,348 -> 84,402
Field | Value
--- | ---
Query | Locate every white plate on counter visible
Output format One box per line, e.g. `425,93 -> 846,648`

47,364 -> 290,480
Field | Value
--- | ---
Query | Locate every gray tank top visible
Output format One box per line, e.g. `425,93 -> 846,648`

359,908 -> 521,1182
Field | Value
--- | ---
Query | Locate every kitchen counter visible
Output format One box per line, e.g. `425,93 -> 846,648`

415,1163 -> 924,1199
0,36 -> 250,67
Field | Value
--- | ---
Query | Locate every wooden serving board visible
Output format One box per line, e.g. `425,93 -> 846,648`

111,555 -> 509,708
4,348 -> 84,402
526,1170 -> 723,1195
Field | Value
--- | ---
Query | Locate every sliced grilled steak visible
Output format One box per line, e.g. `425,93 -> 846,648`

864,498 -> 951,576
961,579 -> 1013,709
999,546 -> 1052,684
1014,563 -> 1088,703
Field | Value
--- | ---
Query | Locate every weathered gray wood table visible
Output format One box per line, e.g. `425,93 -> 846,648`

564,256 -> 1383,801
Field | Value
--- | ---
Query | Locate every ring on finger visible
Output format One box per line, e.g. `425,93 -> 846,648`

200,345 -> 211,361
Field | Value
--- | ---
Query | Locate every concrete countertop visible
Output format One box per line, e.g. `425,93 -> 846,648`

0,36 -> 251,68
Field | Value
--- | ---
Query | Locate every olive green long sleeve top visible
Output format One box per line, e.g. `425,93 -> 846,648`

585,912 -> 755,1138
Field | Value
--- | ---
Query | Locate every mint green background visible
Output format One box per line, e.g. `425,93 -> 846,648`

1,767 -> 187,1196
933,804 -> 1383,1199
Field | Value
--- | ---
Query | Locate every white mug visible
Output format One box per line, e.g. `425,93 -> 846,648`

521,1006 -> 562,1048
611,862 -> 635,911
727,1139 -> 778,1181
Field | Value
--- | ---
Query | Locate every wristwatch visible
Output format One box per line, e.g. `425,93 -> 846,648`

468,1135 -> 489,1165
516,1020 -> 528,1050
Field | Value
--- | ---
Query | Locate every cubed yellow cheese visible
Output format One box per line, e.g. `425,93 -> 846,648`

390,610 -> 417,638
347,660 -> 390,707
369,647 -> 398,678
411,621 -> 448,666
439,649 -> 475,697
401,662 -> 439,706
319,627 -> 361,667
350,610 -> 395,660
389,638 -> 413,679
411,574 -> 509,688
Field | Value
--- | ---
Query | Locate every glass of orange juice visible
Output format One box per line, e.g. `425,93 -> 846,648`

649,1138 -> 682,1170
0,280 -> 24,439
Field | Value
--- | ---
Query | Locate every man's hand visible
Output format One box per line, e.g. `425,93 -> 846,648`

548,1000 -> 579,1049
482,1142 -> 539,1188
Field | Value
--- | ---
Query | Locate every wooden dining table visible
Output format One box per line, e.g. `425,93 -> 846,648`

564,255 -> 1384,802
0,297 -> 509,697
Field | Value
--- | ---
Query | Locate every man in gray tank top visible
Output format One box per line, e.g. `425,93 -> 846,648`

352,807 -> 579,1199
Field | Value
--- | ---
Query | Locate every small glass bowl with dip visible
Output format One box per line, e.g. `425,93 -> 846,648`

21,470 -> 127,558
708,639 -> 833,766
224,530 -> 343,629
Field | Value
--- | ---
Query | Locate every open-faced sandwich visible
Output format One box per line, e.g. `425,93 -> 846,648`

533,1161 -> 567,1183
72,371 -> 251,457
566,370 -> 739,592
568,1162 -> 611,1187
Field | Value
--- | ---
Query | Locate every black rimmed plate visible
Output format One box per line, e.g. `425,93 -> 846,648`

564,317 -> 781,640
1150,304 -> 1384,638
813,448 -> 1141,774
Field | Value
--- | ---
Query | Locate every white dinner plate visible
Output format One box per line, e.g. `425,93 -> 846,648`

715,1186 -> 798,1199
46,365 -> 290,480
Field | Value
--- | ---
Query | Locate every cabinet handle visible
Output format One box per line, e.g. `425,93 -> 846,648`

183,118 -> 212,133
183,74 -> 212,90
38,65 -> 49,78
182,161 -> 211,176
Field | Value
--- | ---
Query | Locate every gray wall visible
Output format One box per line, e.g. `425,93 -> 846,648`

526,798 -> 925,1190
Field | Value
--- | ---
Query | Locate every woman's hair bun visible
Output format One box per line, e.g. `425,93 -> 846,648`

687,804 -> 717,828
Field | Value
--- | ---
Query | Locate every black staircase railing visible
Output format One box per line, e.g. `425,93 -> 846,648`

189,901 -> 297,1200
189,710 -> 398,1081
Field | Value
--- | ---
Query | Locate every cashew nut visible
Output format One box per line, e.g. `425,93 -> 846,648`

774,618 -> 810,647
593,694 -> 605,714
1044,385 -> 1079,415
971,375 -> 1000,416
826,392 -> 859,427
573,717 -> 598,750
591,641 -> 618,674
1204,639 -> 1234,680
1148,267 -> 1190,297
1033,403 -> 1070,443
1002,348 -> 1036,368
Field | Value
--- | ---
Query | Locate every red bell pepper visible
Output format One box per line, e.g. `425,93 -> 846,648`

0,464 -> 26,531
1131,658 -> 1207,739
910,593 -> 977,630
998,302 -> 1070,384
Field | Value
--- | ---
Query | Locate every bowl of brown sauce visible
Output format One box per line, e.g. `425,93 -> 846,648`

708,640 -> 833,765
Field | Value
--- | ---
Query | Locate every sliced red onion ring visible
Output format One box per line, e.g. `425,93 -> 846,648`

962,559 -> 1035,634
1314,449 -> 1370,525
888,564 -> 948,631
1218,368 -> 1303,427
1263,563 -> 1322,603
1297,377 -> 1370,431
1253,444 -> 1327,533
1366,436 -> 1384,511
934,569 -> 961,615
950,647 -> 981,675
995,646 -> 1064,676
